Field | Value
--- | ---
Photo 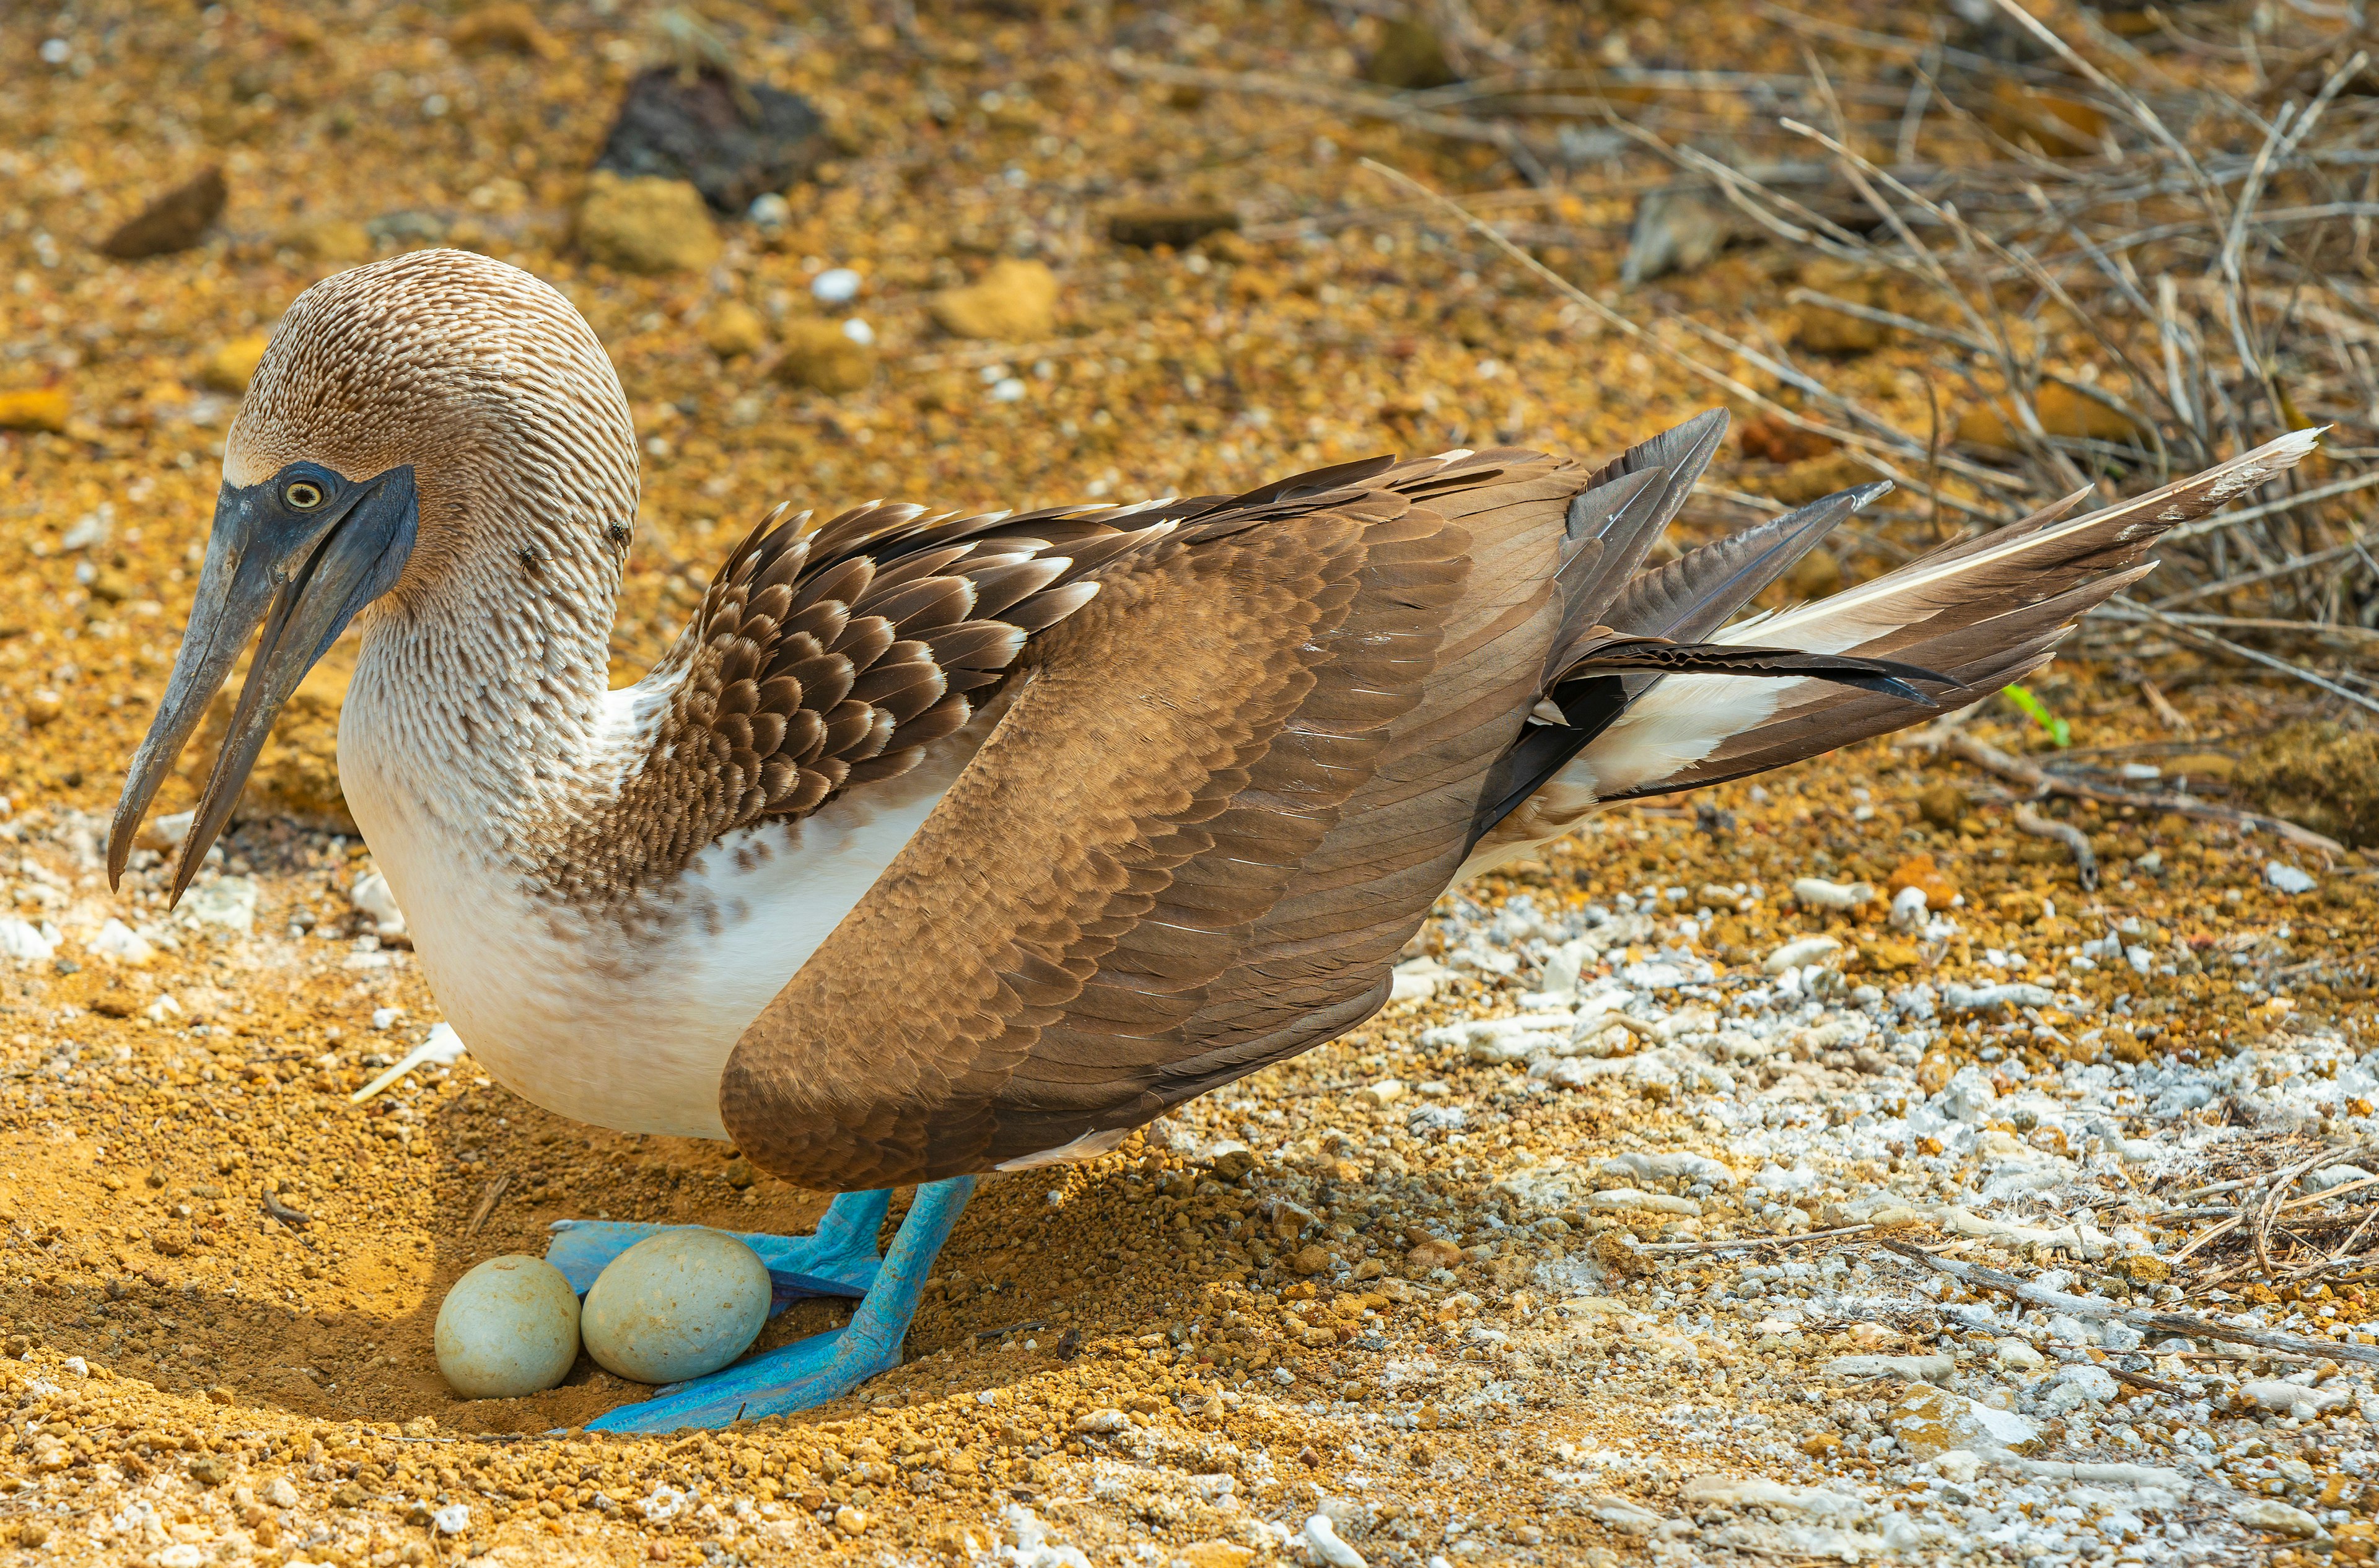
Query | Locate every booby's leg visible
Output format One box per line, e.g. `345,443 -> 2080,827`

546,1188 -> 894,1306
582,1176 -> 975,1433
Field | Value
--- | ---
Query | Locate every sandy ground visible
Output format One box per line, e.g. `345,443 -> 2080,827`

2,2 -> 2376,1566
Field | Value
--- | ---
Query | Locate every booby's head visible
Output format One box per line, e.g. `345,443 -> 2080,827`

108,248 -> 639,901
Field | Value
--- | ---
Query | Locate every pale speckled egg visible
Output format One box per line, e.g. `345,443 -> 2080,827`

434,1255 -> 581,1399
580,1229 -> 771,1385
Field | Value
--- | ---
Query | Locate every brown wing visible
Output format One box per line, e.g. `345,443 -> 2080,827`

718,453 -> 1594,1189
543,497 -> 1185,906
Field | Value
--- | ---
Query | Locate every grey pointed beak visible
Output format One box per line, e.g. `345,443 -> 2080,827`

107,465 -> 417,903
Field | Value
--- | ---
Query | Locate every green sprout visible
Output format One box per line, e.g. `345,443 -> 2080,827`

2001,683 -> 2070,748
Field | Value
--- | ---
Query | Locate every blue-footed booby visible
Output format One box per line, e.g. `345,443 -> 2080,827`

105,248 -> 2316,1430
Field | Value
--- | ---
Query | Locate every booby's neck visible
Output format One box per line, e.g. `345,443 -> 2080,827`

336,485 -> 646,900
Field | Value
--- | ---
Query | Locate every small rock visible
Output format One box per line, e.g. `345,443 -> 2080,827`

263,1477 -> 300,1509
1824,1354 -> 1953,1386
2233,1497 -> 2322,1540
1390,957 -> 1447,1001
772,318 -> 875,394
1108,207 -> 1241,250
1301,1512 -> 1368,1568
1960,383 -> 2142,449
198,335 -> 271,395
1762,934 -> 1841,974
1600,1151 -> 1733,1187
930,258 -> 1059,341
1404,1237 -> 1463,1273
1887,852 -> 1959,908
278,217 -> 375,264
350,870 -> 406,939
2040,1364 -> 2118,1413
835,1504 -> 869,1536
1941,981 -> 2056,1015
188,1453 -> 227,1486
1740,414 -> 1838,465
1940,1064 -> 1999,1122
1792,256 -> 1894,354
1915,785 -> 1968,831
432,1502 -> 469,1534
1792,876 -> 1872,911
577,173 -> 721,275
1994,1336 -> 2044,1369
2266,862 -> 2318,896
186,875 -> 258,934
1357,1079 -> 1403,1108
1201,1141 -> 1256,1181
2241,1379 -> 2352,1417
1289,1243 -> 1334,1276
0,919 -> 55,963
0,390 -> 71,435
810,267 -> 864,305
1364,19 -> 1458,90
702,302 -> 768,358
1587,1188 -> 1702,1217
99,167 -> 227,260
451,2 -> 556,55
1984,79 -> 2107,159
1072,1408 -> 1129,1434
91,919 -> 154,965
722,1157 -> 755,1189
595,67 -> 828,214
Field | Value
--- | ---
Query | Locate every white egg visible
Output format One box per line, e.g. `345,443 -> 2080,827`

434,1255 -> 581,1399
580,1229 -> 771,1385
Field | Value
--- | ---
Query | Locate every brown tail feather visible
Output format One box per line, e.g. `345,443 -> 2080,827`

1595,428 -> 2322,801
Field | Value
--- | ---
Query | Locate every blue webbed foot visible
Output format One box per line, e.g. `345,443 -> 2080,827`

560,1177 -> 975,1434
547,1188 -> 892,1309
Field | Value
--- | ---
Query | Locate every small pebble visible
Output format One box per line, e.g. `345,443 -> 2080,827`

2266,861 -> 2317,895
811,266 -> 862,304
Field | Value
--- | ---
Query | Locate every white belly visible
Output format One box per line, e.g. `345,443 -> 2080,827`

339,747 -> 960,1141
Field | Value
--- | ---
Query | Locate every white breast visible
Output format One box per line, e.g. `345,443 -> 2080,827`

336,693 -> 976,1141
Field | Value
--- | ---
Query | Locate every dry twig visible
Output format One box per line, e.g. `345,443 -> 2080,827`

1880,1240 -> 2379,1367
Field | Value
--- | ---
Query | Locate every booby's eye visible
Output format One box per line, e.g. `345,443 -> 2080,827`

283,480 -> 327,511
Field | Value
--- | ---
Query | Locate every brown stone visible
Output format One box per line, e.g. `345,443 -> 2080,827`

1916,1049 -> 1958,1096
1888,852 -> 1960,908
278,219 -> 374,265
773,319 -> 875,395
1792,258 -> 1893,354
703,302 -> 768,358
929,258 -> 1059,341
1914,787 -> 1968,833
1288,1243 -> 1333,1277
1365,20 -> 1458,90
576,173 -> 721,275
99,168 -> 227,260
1738,413 -> 1836,465
1108,208 -> 1240,250
1986,80 -> 2107,159
1178,1541 -> 1255,1568
198,335 -> 271,396
452,2 -> 557,56
1404,1237 -> 1464,1273
1958,383 -> 2144,450
0,389 -> 71,435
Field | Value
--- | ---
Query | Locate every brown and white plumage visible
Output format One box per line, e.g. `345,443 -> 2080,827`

119,248 -> 2317,1187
